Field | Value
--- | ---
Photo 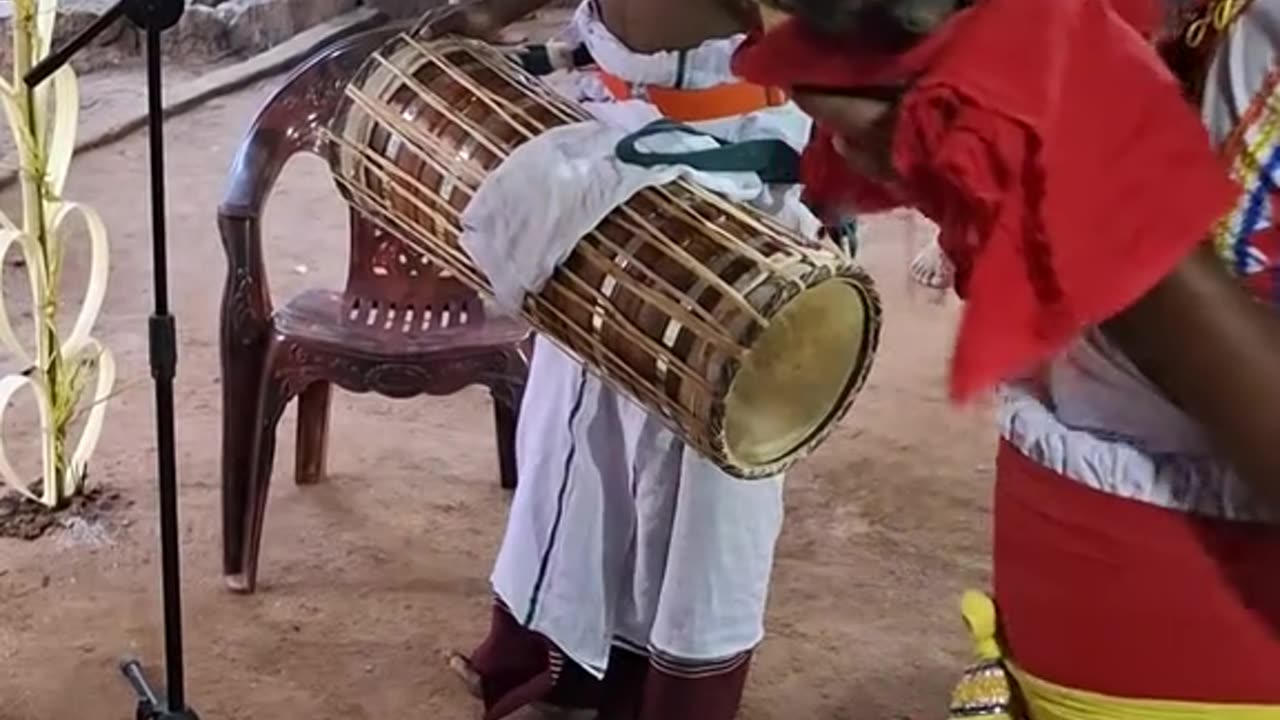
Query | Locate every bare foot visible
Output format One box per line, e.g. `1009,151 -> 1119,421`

445,650 -> 482,699
909,239 -> 955,290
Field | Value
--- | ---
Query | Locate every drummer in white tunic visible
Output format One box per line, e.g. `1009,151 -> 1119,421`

425,0 -> 828,718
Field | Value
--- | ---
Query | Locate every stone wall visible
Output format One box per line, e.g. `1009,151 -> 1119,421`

168,0 -> 365,58
0,0 -> 432,74
0,0 -> 581,76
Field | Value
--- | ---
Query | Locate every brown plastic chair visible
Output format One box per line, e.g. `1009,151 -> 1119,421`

217,25 -> 531,594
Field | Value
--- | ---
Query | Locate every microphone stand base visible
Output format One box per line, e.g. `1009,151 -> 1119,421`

121,659 -> 202,720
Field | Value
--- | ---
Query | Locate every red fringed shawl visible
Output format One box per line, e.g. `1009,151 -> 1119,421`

733,0 -> 1237,401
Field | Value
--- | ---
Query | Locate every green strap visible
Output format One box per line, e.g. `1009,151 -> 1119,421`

614,119 -> 801,184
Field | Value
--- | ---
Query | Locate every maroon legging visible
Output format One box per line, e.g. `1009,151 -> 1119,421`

468,604 -> 754,720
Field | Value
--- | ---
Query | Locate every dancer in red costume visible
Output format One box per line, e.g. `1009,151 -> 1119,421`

738,0 -> 1280,716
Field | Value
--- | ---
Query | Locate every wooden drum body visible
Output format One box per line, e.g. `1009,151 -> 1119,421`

326,33 -> 882,478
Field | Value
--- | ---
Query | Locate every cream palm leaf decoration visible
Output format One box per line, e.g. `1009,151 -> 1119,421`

0,0 -> 116,508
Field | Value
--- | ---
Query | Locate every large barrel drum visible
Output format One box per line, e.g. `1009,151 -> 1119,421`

325,32 -> 882,478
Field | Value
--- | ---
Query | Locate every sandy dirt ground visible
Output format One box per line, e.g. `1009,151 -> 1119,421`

0,54 -> 996,720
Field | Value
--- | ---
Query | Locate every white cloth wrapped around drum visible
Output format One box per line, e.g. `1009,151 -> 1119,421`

326,35 -> 881,477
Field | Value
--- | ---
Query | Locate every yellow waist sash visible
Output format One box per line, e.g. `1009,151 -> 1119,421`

954,591 -> 1280,720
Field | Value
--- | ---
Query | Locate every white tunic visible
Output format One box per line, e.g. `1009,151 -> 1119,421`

489,1 -> 815,677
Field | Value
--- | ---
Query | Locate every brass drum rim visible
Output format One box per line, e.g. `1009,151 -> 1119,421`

720,274 -> 879,476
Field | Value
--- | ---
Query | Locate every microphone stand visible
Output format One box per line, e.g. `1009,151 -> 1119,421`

26,2 -> 198,718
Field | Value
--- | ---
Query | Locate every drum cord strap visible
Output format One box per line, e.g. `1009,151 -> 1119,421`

614,119 -> 802,184
615,120 -> 859,254
517,42 -> 595,76
515,41 -> 692,89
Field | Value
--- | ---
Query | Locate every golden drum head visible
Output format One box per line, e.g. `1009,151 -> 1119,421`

723,278 -> 871,467
327,34 -> 882,478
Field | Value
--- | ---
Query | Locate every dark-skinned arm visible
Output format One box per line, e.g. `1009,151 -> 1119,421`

1103,244 -> 1280,506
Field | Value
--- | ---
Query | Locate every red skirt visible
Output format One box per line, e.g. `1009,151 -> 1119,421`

994,440 -> 1280,702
